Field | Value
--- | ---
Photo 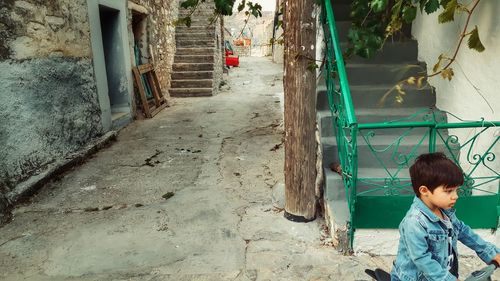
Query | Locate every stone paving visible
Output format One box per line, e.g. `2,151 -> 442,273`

0,57 -> 497,281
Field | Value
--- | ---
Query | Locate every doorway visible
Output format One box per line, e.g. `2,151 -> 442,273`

99,5 -> 129,122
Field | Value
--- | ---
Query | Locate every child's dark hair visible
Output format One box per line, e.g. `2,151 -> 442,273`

410,152 -> 464,196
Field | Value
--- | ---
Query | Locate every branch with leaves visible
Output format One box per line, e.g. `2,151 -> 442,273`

352,0 -> 487,105
176,0 -> 262,27
350,0 -> 485,60
428,0 -> 483,81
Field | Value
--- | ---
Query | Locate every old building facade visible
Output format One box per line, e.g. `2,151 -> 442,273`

0,0 -> 223,216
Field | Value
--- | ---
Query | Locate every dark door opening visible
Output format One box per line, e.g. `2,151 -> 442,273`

99,5 -> 128,119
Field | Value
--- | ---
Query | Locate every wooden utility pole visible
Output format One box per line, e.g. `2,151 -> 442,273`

283,0 -> 317,222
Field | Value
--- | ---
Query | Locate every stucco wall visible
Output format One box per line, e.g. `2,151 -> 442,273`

0,0 -> 102,194
412,2 -> 500,191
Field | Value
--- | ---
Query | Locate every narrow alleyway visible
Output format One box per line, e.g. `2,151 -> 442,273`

0,57 -> 494,281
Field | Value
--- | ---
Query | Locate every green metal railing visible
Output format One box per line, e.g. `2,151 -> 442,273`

322,0 -> 500,248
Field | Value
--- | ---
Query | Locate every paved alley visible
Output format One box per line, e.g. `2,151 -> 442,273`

0,57 -> 496,281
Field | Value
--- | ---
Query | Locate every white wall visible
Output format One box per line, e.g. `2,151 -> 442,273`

329,3 -> 500,255
412,2 -> 500,192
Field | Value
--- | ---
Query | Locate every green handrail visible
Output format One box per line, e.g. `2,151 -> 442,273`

359,121 -> 500,130
323,0 -> 356,126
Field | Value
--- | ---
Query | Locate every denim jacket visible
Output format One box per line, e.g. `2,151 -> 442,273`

391,197 -> 500,281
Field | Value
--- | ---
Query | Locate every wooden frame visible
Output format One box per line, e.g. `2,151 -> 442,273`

132,63 -> 168,118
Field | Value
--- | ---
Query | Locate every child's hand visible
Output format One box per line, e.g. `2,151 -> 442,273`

492,253 -> 500,266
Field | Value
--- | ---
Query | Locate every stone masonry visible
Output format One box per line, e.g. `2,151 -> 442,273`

128,0 -> 178,98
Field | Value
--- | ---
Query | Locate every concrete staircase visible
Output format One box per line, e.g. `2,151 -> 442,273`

318,0 -> 446,250
170,0 -> 220,97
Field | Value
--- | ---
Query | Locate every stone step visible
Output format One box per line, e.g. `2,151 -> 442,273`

324,21 -> 418,65
178,14 -> 215,19
317,108 -> 447,137
173,63 -> 214,71
177,39 -> 215,47
176,19 -> 214,25
316,84 -> 435,110
346,63 -> 426,85
345,40 -> 419,64
171,71 -> 213,80
174,54 -> 214,63
323,168 -> 413,202
171,79 -> 213,88
170,88 -> 213,97
331,3 -> 350,21
176,32 -> 215,40
176,26 -> 216,33
321,134 -> 453,169
176,47 -> 214,56
324,107 -> 445,124
326,21 -> 351,43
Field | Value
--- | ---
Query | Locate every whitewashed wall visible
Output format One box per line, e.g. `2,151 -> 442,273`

412,2 -> 500,193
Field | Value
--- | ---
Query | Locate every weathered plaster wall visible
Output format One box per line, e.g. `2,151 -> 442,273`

412,2 -> 500,191
128,0 -> 178,98
0,1 -> 102,195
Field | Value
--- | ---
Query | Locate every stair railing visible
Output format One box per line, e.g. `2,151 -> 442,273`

322,0 -> 500,248
322,0 -> 359,244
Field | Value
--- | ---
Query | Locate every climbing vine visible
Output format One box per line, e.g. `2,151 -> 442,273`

349,0 -> 487,105
350,0 -> 485,61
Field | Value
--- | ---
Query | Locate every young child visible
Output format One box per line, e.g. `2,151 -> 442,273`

391,152 -> 500,281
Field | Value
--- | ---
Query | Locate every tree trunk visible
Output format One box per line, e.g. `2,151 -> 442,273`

283,0 -> 317,222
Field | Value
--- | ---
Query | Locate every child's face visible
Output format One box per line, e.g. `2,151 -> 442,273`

427,185 -> 459,210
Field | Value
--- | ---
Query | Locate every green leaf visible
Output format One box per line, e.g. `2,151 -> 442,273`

402,6 -> 417,23
440,67 -> 454,81
371,0 -> 388,13
432,54 -> 444,72
237,0 -> 246,12
438,0 -> 457,23
468,26 -> 485,52
180,0 -> 198,9
248,2 -> 262,18
439,0 -> 451,7
419,0 -> 427,12
424,0 -> 440,14
307,62 -> 319,71
214,0 -> 235,16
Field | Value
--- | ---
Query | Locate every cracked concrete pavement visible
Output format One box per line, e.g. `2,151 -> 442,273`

0,57 -> 497,281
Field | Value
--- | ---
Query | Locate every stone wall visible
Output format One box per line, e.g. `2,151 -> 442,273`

213,16 -> 223,93
0,0 -> 92,60
0,0 -> 101,198
128,0 -> 178,98
225,11 -> 275,58
251,17 -> 274,57
234,45 -> 251,57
